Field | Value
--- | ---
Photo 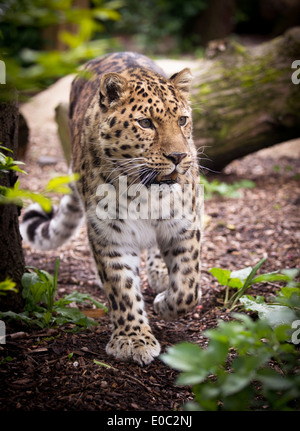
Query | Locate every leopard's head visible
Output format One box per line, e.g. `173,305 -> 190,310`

98,67 -> 197,186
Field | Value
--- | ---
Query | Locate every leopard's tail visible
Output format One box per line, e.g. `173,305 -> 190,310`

20,185 -> 84,251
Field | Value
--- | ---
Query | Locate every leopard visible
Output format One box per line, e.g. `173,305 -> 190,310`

20,52 -> 203,366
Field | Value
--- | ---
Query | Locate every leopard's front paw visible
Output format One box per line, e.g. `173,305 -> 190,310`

106,330 -> 161,366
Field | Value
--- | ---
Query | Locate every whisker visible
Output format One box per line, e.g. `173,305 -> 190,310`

99,156 -> 148,184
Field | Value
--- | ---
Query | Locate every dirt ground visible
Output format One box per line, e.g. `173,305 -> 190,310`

0,79 -> 299,411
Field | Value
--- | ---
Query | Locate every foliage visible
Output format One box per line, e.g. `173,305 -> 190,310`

0,258 -> 107,329
239,269 -> 300,330
0,356 -> 14,365
45,174 -> 80,194
0,145 -> 26,174
108,0 -> 208,52
0,0 -> 122,100
0,178 -> 51,211
162,312 -> 300,411
209,256 -> 298,310
162,259 -> 300,410
0,144 -> 79,211
200,174 -> 255,199
0,278 -> 18,296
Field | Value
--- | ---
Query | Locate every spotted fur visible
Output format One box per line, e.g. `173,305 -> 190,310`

20,52 -> 203,365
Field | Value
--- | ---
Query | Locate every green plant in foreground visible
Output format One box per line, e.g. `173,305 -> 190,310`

0,258 -> 107,330
210,256 -> 297,310
0,0 -> 122,101
162,262 -> 300,411
0,145 -> 80,211
239,271 -> 300,330
0,145 -> 26,174
161,313 -> 300,411
0,277 -> 18,296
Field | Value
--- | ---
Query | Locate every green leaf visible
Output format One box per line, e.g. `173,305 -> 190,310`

209,268 -> 231,286
236,179 -> 256,189
3,181 -> 52,212
43,310 -> 53,326
0,145 -> 13,153
277,291 -> 300,313
0,151 -> 27,175
227,278 -> 244,289
193,382 -> 220,411
229,256 -> 268,310
21,268 -> 54,310
280,286 -> 300,299
230,267 -> 252,286
176,370 -> 209,386
252,272 -> 291,284
257,368 -> 295,391
53,305 -> 96,328
45,173 -> 80,194
239,295 -> 297,329
282,268 -> 300,280
0,310 -> 32,324
183,401 -> 203,411
0,277 -> 18,295
221,372 -> 254,398
242,256 -> 268,289
31,267 -> 54,284
93,8 -> 121,21
160,342 -> 203,372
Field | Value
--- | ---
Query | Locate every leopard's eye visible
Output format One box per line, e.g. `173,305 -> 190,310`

178,116 -> 188,127
138,118 -> 153,129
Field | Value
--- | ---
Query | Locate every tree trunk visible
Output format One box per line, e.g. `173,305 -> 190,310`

42,0 -> 90,51
190,0 -> 235,45
190,27 -> 300,171
0,91 -> 25,312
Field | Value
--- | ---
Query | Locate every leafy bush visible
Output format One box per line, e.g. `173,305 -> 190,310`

109,0 -> 208,52
0,278 -> 18,296
0,145 -> 26,174
0,258 -> 107,330
240,271 -> 300,331
0,0 -> 122,100
200,174 -> 255,199
209,256 -> 296,310
161,259 -> 300,411
0,144 -> 79,211
162,315 -> 300,410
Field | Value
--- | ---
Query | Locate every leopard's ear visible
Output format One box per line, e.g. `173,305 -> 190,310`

170,68 -> 192,95
99,73 -> 128,110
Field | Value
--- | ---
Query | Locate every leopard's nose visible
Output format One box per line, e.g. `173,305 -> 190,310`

163,152 -> 187,165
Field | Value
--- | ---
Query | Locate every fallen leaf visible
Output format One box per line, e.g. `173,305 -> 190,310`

81,309 -> 106,318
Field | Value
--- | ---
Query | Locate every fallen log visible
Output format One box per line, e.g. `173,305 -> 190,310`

189,27 -> 300,171
53,27 -> 300,171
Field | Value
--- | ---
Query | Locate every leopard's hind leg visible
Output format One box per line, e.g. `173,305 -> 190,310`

146,247 -> 169,294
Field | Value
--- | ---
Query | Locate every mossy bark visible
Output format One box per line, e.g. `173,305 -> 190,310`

0,91 -> 25,312
190,27 -> 300,171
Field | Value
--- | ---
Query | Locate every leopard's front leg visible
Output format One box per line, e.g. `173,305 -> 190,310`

87,224 -> 160,365
153,227 -> 202,321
